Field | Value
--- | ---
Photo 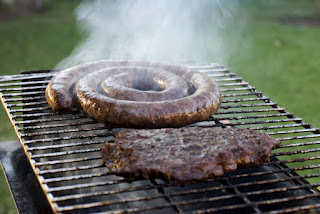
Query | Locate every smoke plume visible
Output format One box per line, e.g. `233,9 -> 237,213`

57,0 -> 243,68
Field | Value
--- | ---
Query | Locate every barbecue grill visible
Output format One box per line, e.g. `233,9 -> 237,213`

1,63 -> 320,214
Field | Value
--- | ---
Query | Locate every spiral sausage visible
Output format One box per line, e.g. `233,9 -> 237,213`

46,60 -> 221,128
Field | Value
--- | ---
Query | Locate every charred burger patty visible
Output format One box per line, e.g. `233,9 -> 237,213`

101,127 -> 280,182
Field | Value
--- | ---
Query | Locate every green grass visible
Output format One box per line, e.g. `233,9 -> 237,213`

0,167 -> 16,214
0,0 -> 320,213
226,1 -> 320,129
203,0 -> 320,129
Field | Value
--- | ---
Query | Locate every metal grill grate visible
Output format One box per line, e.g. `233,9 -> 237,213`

1,63 -> 320,213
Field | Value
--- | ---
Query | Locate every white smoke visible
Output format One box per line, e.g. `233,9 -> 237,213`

57,0 -> 243,68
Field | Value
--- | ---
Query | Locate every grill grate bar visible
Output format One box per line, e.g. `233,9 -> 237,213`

11,109 -> 83,118
28,140 -> 106,151
213,77 -> 242,82
291,163 -> 320,172
205,72 -> 236,77
53,184 -> 159,202
193,203 -> 252,214
263,204 -> 320,214
24,132 -> 112,144
274,147 -> 320,157
14,115 -> 88,125
275,134 -> 320,142
216,107 -> 286,114
2,91 -> 46,97
218,82 -> 249,87
200,68 -> 230,72
0,73 -> 53,82
46,180 -> 132,193
228,173 -> 320,189
21,126 -> 109,137
38,163 -> 103,175
221,102 -> 277,108
35,156 -> 102,166
221,92 -> 263,97
222,97 -> 271,103
10,106 -> 51,113
31,148 -> 102,159
0,85 -> 47,92
7,100 -> 48,107
267,128 -> 320,135
256,193 -> 320,207
217,163 -> 314,179
0,80 -> 50,87
214,113 -> 294,121
186,123 -> 313,134
250,123 -> 311,130
272,155 -> 320,164
248,182 -> 320,196
188,65 -> 225,70
278,141 -> 320,149
231,165 -> 313,183
220,86 -> 256,92
12,112 -> 59,118
18,120 -> 101,130
217,118 -> 303,127
20,69 -> 55,74
4,96 -> 45,102
44,172 -> 112,184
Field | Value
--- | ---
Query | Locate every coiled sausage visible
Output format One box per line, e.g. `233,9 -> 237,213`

46,60 -> 221,128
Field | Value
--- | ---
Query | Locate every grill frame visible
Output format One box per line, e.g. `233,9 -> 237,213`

1,63 -> 320,213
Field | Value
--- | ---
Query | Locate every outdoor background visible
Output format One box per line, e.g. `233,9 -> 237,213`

0,0 -> 319,213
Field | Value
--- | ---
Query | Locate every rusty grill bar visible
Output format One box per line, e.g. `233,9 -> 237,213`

1,63 -> 320,213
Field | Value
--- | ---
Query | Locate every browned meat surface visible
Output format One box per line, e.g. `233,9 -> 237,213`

101,127 -> 281,182
46,60 -> 221,128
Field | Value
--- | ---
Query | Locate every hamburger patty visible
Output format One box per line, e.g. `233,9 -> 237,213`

101,127 -> 280,182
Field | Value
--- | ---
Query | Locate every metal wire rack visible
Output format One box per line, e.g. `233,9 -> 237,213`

0,63 -> 320,213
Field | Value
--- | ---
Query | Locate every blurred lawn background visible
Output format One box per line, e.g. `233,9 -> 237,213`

0,0 -> 319,213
